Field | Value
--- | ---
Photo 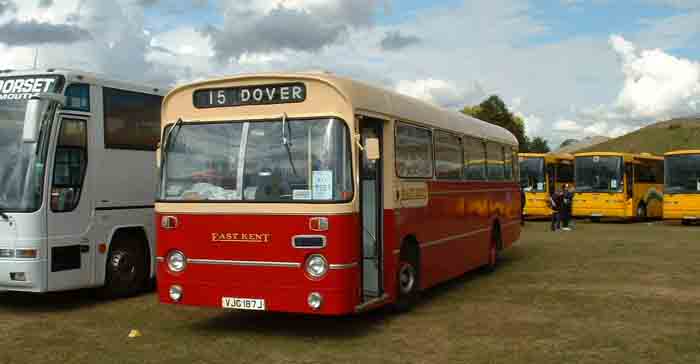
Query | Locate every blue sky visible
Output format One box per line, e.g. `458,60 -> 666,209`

1,0 -> 699,147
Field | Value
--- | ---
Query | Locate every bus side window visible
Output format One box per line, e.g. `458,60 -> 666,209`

51,119 -> 88,212
463,137 -> 486,180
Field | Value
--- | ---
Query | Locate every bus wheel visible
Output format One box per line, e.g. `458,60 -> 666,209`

682,219 -> 691,226
637,203 -> 648,221
99,239 -> 148,298
395,244 -> 420,312
591,217 -> 601,223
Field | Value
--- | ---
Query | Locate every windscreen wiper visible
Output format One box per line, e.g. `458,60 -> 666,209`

281,113 -> 298,176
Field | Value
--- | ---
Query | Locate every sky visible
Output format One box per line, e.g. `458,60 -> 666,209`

1,0 -> 699,147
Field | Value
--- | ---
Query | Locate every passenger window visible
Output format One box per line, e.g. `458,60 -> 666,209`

396,123 -> 433,178
103,87 -> 163,150
463,137 -> 486,180
504,148 -> 514,181
487,142 -> 505,181
64,84 -> 90,112
51,119 -> 87,212
434,131 -> 462,180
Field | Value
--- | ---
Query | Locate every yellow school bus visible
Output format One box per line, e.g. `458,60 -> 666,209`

519,153 -> 574,217
663,150 -> 700,225
573,152 -> 664,221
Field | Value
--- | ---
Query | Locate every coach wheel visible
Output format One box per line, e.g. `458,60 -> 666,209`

637,203 -> 648,221
682,219 -> 691,226
395,244 -> 420,312
99,239 -> 148,298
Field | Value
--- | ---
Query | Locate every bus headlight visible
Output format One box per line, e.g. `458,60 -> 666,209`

305,254 -> 328,279
169,285 -> 183,302
307,292 -> 323,310
166,250 -> 187,273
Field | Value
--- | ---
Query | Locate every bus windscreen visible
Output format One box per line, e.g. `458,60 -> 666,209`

160,118 -> 353,203
519,157 -> 545,192
665,154 -> 700,194
575,156 -> 623,192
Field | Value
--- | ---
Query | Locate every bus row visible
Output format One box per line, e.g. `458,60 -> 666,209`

0,69 -> 522,315
520,151 -> 700,224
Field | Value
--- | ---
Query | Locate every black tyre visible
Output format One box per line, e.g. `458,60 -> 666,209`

99,238 -> 148,298
394,244 -> 420,312
682,219 -> 691,226
591,217 -> 601,223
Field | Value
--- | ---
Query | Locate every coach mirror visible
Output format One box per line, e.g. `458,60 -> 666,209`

365,137 -> 380,161
23,93 -> 66,143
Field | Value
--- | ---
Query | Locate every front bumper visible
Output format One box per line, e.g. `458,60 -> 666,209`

0,259 -> 47,292
157,262 -> 362,315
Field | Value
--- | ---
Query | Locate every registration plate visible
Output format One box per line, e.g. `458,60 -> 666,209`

222,297 -> 266,311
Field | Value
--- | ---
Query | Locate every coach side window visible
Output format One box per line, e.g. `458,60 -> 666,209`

51,119 -> 87,212
434,131 -> 462,180
64,84 -> 90,112
103,87 -> 163,150
487,142 -> 506,181
463,137 -> 486,180
396,123 -> 433,178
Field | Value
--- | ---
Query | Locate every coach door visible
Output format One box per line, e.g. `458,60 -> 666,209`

47,114 -> 93,291
359,118 -> 384,299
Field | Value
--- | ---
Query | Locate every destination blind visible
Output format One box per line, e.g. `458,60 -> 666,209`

0,75 -> 62,102
193,82 -> 306,108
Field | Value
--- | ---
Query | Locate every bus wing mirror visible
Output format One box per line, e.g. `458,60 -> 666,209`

23,93 -> 66,143
365,138 -> 380,161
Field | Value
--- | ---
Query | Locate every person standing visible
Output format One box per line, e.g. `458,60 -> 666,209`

550,188 -> 563,231
561,184 -> 574,230
520,186 -> 526,226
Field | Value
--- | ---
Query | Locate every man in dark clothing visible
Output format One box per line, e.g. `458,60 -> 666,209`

550,189 -> 563,231
520,186 -> 526,226
561,184 -> 574,230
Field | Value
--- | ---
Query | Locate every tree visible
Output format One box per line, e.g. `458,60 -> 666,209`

461,95 -> 528,152
529,137 -> 551,153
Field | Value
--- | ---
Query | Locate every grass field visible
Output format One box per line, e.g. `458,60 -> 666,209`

2,221 -> 700,364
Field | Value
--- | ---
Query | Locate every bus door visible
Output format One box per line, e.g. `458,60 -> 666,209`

359,118 -> 384,299
46,115 -> 94,291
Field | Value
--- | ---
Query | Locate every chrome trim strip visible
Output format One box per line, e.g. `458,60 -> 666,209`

187,259 -> 301,268
329,262 -> 358,270
420,227 -> 491,249
156,257 -> 165,262
291,235 -> 327,249
392,249 -> 400,255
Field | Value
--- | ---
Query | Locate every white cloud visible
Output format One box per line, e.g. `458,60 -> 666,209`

395,78 -> 485,108
611,34 -> 700,119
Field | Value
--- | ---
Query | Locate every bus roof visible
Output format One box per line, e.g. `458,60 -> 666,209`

664,150 -> 700,156
520,152 -> 574,163
165,72 -> 518,147
574,151 -> 663,161
0,68 -> 167,95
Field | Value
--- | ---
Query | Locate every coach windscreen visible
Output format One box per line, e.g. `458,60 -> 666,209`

0,75 -> 62,212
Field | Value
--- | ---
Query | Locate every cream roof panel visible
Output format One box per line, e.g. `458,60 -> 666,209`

166,72 -> 519,147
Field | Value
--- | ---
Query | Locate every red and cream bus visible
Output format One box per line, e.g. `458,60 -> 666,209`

155,72 -> 521,315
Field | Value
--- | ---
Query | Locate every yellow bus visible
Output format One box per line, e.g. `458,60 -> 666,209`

663,150 -> 700,225
519,153 -> 574,217
573,152 -> 664,221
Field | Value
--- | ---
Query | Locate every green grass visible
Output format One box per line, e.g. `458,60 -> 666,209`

2,221 -> 700,364
581,117 -> 700,155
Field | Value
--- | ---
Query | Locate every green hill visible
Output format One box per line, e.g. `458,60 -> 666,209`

580,117 -> 700,155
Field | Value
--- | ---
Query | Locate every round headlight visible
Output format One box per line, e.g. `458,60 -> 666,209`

169,285 -> 183,302
307,292 -> 323,310
167,250 -> 187,273
305,254 -> 328,279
